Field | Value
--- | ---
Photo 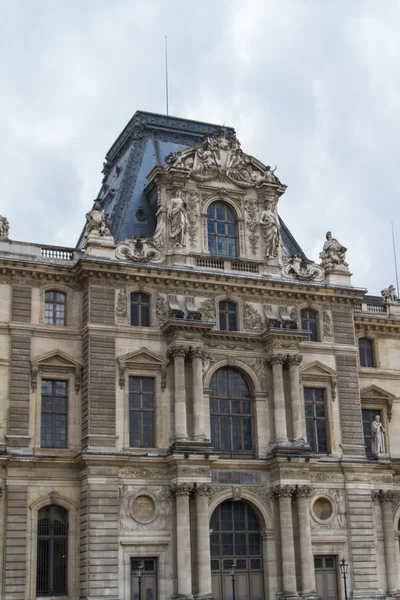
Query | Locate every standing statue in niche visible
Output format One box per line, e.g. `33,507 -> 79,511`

167,190 -> 187,247
85,200 -> 111,238
260,202 -> 280,259
319,231 -> 348,269
371,415 -> 386,456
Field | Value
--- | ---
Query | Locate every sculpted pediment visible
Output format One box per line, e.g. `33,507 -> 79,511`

360,384 -> 396,400
300,361 -> 337,378
117,348 -> 167,389
31,350 -> 82,392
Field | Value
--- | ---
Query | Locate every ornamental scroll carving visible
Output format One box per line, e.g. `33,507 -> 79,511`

244,197 -> 259,254
115,237 -> 164,263
323,311 -> 333,337
120,467 -> 167,479
183,190 -> 200,248
281,254 -> 325,282
120,486 -> 171,531
199,298 -> 216,322
156,295 -> 168,324
116,288 -> 128,319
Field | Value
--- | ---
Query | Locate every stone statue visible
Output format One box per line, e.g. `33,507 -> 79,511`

152,205 -> 166,248
85,200 -> 111,238
227,148 -> 253,184
0,215 -> 10,239
192,140 -> 221,180
167,190 -> 187,247
319,231 -> 348,270
260,202 -> 280,259
264,165 -> 280,184
381,284 -> 398,304
371,415 -> 386,455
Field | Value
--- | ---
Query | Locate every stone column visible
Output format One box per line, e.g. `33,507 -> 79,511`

195,484 -> 212,598
168,346 -> 188,440
173,483 -> 194,599
377,490 -> 399,594
191,348 -> 206,440
268,354 -> 288,444
273,485 -> 298,596
286,354 -> 304,442
296,485 -> 317,598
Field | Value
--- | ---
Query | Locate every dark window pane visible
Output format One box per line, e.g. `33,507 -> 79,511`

130,293 -> 150,327
37,505 -> 68,595
208,202 -> 238,257
44,290 -> 67,326
129,376 -> 155,447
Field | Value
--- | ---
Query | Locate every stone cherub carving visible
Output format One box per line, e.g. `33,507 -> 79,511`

319,231 -> 348,270
381,284 -> 398,304
260,202 -> 280,259
85,200 -> 111,238
371,415 -> 386,456
167,190 -> 187,247
0,215 -> 9,239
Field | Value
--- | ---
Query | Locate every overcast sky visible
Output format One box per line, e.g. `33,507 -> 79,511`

1,0 -> 400,294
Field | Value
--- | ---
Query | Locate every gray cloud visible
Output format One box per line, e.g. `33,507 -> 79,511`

1,0 -> 400,293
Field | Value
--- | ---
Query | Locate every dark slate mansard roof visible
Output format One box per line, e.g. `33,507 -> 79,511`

77,110 -> 306,258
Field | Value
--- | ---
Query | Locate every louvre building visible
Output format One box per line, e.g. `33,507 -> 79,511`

1,111 -> 400,600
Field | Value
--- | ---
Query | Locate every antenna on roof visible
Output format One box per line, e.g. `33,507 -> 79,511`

391,222 -> 400,294
165,35 -> 169,116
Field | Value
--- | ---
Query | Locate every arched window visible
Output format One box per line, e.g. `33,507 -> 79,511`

210,368 -> 252,454
130,292 -> 150,327
301,309 -> 319,341
45,290 -> 66,326
359,338 -> 374,367
210,501 -> 264,599
219,301 -> 237,331
37,505 -> 68,596
207,202 -> 237,258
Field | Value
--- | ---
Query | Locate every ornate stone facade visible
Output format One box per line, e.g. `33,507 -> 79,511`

0,111 -> 400,600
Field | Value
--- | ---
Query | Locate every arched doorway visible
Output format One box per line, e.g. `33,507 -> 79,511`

210,500 -> 264,600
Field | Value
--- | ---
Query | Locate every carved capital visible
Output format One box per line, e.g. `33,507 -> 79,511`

267,353 -> 286,367
172,483 -> 193,497
286,354 -> 303,368
272,485 -> 296,499
372,489 -> 395,503
190,347 -> 206,361
167,345 -> 188,360
195,483 -> 211,497
295,484 -> 313,498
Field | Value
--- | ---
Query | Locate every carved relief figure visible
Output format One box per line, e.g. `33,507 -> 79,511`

371,415 -> 386,455
152,205 -> 166,248
167,190 -> 187,247
227,148 -> 253,185
319,231 -> 348,269
0,215 -> 9,239
85,200 -> 112,238
260,202 -> 280,259
381,284 -> 398,304
192,141 -> 221,180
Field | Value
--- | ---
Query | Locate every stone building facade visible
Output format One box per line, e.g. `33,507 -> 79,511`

0,111 -> 400,600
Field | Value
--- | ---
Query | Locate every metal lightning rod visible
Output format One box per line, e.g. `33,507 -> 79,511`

165,35 -> 169,115
391,222 -> 400,295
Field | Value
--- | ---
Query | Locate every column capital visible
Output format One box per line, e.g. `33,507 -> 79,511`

272,484 -> 296,499
372,489 -> 395,503
194,483 -> 211,497
286,353 -> 303,367
172,483 -> 193,497
167,345 -> 188,360
295,484 -> 313,498
267,353 -> 286,367
189,346 -> 207,360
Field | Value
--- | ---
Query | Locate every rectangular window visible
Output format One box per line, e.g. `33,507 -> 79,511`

362,408 -> 381,457
129,376 -> 155,447
41,380 -> 68,448
305,387 -> 328,453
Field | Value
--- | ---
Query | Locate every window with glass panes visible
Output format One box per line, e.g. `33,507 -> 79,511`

362,408 -> 381,457
130,292 -> 150,327
305,387 -> 328,453
207,202 -> 237,258
45,290 -> 66,326
41,380 -> 68,448
36,505 -> 68,596
129,376 -> 155,447
358,338 -> 374,367
210,368 -> 252,454
301,309 -> 319,341
219,301 -> 237,331
210,501 -> 263,578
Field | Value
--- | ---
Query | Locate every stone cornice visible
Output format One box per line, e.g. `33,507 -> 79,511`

354,316 -> 400,332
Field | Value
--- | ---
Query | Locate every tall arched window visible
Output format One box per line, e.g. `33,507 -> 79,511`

207,202 -> 237,258
210,501 -> 264,599
130,292 -> 150,326
45,290 -> 66,326
301,308 -> 319,341
37,505 -> 68,596
358,338 -> 374,367
210,368 -> 252,455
